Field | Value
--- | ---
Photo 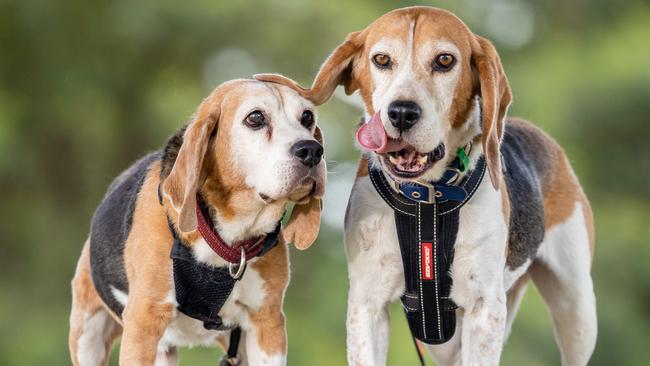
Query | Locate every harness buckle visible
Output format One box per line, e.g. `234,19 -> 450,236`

228,246 -> 247,280
400,181 -> 437,204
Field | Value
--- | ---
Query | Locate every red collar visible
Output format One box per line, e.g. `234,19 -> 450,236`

195,197 -> 266,264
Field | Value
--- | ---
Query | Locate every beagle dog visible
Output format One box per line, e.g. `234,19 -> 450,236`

258,6 -> 596,366
69,78 -> 326,366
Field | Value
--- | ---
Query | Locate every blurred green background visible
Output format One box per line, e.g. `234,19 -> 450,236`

1,0 -> 649,365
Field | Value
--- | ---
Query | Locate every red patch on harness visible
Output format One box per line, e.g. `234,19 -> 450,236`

421,242 -> 434,280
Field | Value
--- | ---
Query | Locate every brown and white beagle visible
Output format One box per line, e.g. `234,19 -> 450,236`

68,78 -> 326,366
258,6 -> 596,366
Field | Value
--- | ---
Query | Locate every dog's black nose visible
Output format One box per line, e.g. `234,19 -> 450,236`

387,101 -> 421,132
290,140 -> 323,168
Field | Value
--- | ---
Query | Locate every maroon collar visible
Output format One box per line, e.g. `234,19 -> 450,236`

195,197 -> 266,264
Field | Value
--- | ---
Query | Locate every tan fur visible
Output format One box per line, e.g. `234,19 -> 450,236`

502,118 -> 594,257
69,242 -> 122,366
355,156 -> 369,178
281,126 -> 325,249
248,241 -> 290,355
71,78 -> 325,364
471,35 -> 512,189
310,7 -> 595,364
120,162 -> 176,364
542,144 -> 595,257
163,85 -> 229,233
262,8 -> 512,190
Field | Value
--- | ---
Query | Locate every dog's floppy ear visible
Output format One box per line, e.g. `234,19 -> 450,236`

162,91 -> 223,233
255,31 -> 364,106
471,35 -> 512,190
282,126 -> 324,250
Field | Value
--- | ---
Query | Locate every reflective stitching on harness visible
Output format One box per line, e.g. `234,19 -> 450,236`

433,203 -> 442,339
369,171 -> 415,216
392,189 -> 418,206
402,303 -> 418,312
417,203 -> 427,339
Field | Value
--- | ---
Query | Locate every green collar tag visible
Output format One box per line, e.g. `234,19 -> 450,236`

456,147 -> 469,173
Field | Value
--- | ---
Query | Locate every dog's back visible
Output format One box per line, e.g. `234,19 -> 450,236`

501,119 -> 554,268
89,152 -> 161,317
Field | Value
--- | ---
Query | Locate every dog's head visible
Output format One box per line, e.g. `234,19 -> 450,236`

258,7 -> 511,188
162,78 -> 326,249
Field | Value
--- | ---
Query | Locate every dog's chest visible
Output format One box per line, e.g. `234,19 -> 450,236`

347,175 -> 509,305
158,246 -> 267,351
158,311 -> 223,351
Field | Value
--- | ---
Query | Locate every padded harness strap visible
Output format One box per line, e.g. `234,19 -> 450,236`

368,157 -> 486,344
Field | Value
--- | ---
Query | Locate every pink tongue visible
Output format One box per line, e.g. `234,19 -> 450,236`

356,112 -> 408,153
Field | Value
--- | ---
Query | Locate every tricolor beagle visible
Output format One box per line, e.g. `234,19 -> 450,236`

68,78 -> 326,366
258,6 -> 597,366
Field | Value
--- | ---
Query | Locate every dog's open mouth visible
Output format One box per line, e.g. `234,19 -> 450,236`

356,112 -> 446,178
382,143 -> 445,178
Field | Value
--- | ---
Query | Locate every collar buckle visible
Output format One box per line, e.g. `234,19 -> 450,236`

396,181 -> 438,204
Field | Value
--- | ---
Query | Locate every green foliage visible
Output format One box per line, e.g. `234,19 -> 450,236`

1,0 -> 648,365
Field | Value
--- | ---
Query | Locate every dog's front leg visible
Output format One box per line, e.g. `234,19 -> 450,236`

345,193 -> 404,366
453,236 -> 508,365
243,310 -> 287,366
346,281 -> 392,366
460,290 -> 507,366
119,298 -> 174,365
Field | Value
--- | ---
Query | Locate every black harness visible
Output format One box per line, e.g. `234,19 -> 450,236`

368,153 -> 486,345
167,211 -> 281,365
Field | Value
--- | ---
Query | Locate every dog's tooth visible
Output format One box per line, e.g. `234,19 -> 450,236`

407,150 -> 416,161
418,155 -> 428,164
389,155 -> 399,165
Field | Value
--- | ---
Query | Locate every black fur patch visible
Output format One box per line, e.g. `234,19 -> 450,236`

501,121 -> 550,269
160,125 -> 187,181
89,152 -> 160,316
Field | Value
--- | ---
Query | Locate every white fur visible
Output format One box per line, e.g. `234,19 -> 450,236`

345,175 -> 405,366
368,32 -> 464,166
76,310 -> 116,366
151,81 -> 314,365
154,349 -> 178,366
110,285 -> 129,308
346,16 -> 595,366
445,169 -> 508,366
244,326 -> 287,366
531,202 -> 597,366
228,83 -> 327,202
366,98 -> 482,185
345,152 -> 509,366
345,154 -> 597,365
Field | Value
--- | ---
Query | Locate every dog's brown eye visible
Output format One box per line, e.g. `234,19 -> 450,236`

372,53 -> 392,69
300,110 -> 314,129
244,110 -> 266,130
433,53 -> 456,71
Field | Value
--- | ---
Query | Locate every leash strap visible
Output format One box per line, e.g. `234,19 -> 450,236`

408,314 -> 426,366
368,157 -> 486,344
220,327 -> 242,366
